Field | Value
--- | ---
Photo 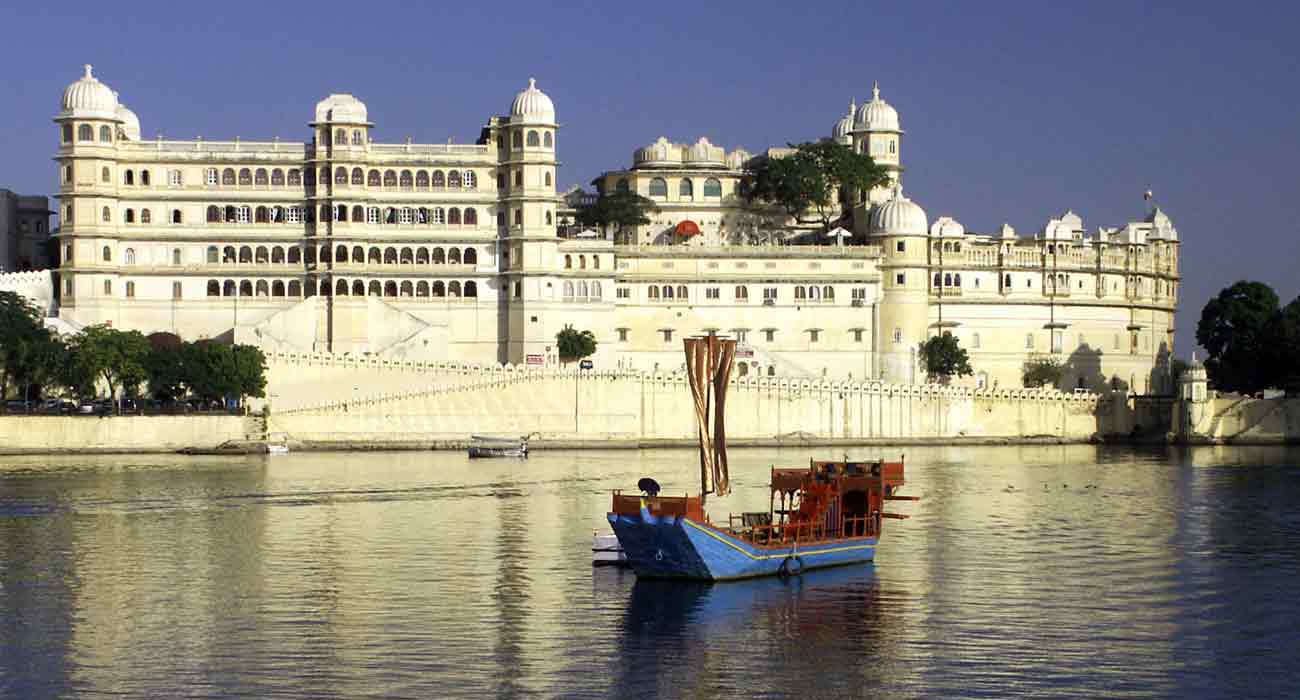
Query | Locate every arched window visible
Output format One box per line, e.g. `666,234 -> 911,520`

353,280 -> 365,296
679,179 -> 693,197
591,282 -> 601,299
139,170 -> 151,186
288,280 -> 302,297
416,171 -> 429,189
256,246 -> 269,264
271,169 -> 285,186
334,167 -> 346,185
222,246 -> 236,263
955,274 -> 962,287
383,170 -> 397,187
398,247 -> 412,265
124,248 -> 136,265
399,281 -> 413,297
448,248 -> 461,264
255,169 -> 268,186
432,207 -> 445,225
102,246 -> 112,262
334,128 -> 346,145
432,170 -> 445,188
514,210 -> 523,226
464,281 -> 478,298
207,280 -> 220,297
579,255 -> 587,270
795,287 -> 807,300
239,246 -> 252,263
222,168 -> 236,186
350,168 -> 363,186
593,256 -> 601,270
99,125 -> 112,142
367,207 -> 380,224
124,170 -> 135,186
703,178 -> 722,197
239,281 -> 253,297
648,286 -> 659,300
464,248 -> 477,265
648,178 -> 667,197
512,131 -> 523,148
578,281 -> 588,298
616,178 -> 630,193
545,172 -> 552,187
223,280 -> 236,297
352,205 -> 364,223
545,211 -> 553,225
384,281 -> 398,297
256,280 -> 269,297
432,281 -> 445,297
272,247 -> 285,264
125,209 -> 135,223
433,248 -> 445,264
352,130 -> 363,145
141,209 -> 151,224
544,132 -> 553,148
288,169 -> 301,186
448,208 -> 461,225
350,246 -> 363,263
564,254 -> 572,269
368,247 -> 381,264
102,166 -> 111,183
336,279 -> 349,296
78,124 -> 93,141
238,169 -> 252,186
400,170 -> 413,188
272,281 -> 285,297
102,206 -> 111,222
416,248 -> 429,265
564,281 -> 575,299
663,285 -> 674,299
255,206 -> 268,224
1003,274 -> 1012,289
448,171 -> 462,188
463,170 -> 477,189
62,124 -> 73,142
172,209 -> 182,224
464,208 -> 478,226
527,130 -> 540,147
368,170 -> 381,187
207,246 -> 219,264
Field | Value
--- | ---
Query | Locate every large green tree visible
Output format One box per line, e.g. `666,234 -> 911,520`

179,341 -> 267,406
65,325 -> 151,404
556,326 -> 597,364
743,141 -> 891,230
1261,296 -> 1300,396
1022,355 -> 1066,389
577,190 -> 660,245
1196,281 -> 1279,393
145,332 -> 187,401
918,333 -> 973,384
0,291 -> 48,399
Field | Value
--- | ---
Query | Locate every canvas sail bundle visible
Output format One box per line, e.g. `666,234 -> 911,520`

684,335 -> 735,500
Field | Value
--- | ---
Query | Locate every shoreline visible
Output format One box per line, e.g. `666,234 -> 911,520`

7,434 -> 1289,457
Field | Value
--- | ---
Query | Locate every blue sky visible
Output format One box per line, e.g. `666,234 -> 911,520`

3,0 -> 1297,354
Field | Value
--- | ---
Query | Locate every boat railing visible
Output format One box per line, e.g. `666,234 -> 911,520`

730,512 -> 879,545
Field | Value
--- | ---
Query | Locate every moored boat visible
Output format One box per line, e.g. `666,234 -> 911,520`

467,435 -> 528,459
606,335 -> 917,581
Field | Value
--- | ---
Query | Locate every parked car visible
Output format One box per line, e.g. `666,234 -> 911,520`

4,400 -> 31,413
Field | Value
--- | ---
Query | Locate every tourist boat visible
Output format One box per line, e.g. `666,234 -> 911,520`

606,335 -> 917,581
467,435 -> 528,459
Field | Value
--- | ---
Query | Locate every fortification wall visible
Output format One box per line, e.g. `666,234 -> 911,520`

0,415 -> 255,453
268,366 -> 1112,444
1177,396 -> 1300,443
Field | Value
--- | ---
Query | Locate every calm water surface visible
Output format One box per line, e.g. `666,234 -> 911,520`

2,445 -> 1298,699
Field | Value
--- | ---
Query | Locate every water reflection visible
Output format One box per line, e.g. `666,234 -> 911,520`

1,446 -> 1298,699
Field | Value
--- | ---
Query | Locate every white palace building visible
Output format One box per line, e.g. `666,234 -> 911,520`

45,65 -> 1180,392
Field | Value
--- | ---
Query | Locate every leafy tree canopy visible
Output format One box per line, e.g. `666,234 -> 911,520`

556,326 -> 597,363
1022,356 -> 1066,389
65,325 -> 150,403
0,291 -> 55,399
918,333 -> 973,384
1196,281 -> 1280,393
742,141 -> 891,230
577,191 -> 660,244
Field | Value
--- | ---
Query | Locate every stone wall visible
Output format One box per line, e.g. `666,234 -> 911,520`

1176,396 -> 1300,444
0,415 -> 255,453
269,365 -> 1113,444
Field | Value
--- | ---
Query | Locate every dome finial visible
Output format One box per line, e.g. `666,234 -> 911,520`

84,64 -> 94,79
872,81 -> 880,101
528,77 -> 536,89
849,97 -> 856,115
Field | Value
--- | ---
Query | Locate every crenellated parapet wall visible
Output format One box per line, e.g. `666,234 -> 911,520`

0,269 -> 55,314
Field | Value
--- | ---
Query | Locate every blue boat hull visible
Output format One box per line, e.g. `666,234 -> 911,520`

607,510 -> 877,581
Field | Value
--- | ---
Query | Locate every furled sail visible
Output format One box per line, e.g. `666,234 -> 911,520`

684,335 -> 736,499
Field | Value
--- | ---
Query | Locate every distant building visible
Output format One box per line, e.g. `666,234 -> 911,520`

0,190 -> 53,272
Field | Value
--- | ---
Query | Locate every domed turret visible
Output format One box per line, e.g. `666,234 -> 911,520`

684,137 -> 724,166
930,216 -> 965,238
314,93 -> 369,124
59,64 -> 118,120
510,78 -> 556,124
115,100 -> 140,140
832,99 -> 855,145
634,137 -> 683,167
854,82 -> 901,133
725,148 -> 752,170
870,188 -> 928,236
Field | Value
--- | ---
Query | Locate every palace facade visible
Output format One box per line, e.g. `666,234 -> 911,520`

50,66 -> 1179,392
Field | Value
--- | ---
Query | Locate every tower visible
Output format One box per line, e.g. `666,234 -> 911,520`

498,78 -> 561,364
851,82 -> 904,208
870,187 -> 930,384
53,64 -> 127,322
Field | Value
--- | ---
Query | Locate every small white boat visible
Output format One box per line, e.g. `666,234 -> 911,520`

266,443 -> 289,455
467,435 -> 528,459
592,531 -> 627,567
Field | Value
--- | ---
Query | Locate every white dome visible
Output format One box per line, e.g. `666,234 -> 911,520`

854,82 -> 901,133
510,78 -> 556,124
634,137 -> 683,166
832,98 -> 856,144
314,94 -> 369,124
870,188 -> 928,236
59,64 -> 118,120
930,216 -> 965,238
685,137 -> 724,165
115,101 -> 140,140
726,148 -> 752,170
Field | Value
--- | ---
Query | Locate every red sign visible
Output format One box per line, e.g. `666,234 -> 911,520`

526,354 -> 544,366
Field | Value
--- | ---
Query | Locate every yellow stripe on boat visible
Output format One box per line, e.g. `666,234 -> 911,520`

682,518 -> 874,561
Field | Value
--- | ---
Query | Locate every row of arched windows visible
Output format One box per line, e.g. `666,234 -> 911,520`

204,168 -> 304,187
327,129 -> 367,146
793,286 -> 836,301
204,278 -> 479,299
66,123 -> 113,143
561,280 -> 602,300
934,273 -> 964,287
203,244 -> 478,266
511,130 -> 554,149
202,204 -> 480,226
105,207 -> 183,224
321,167 -> 479,190
647,285 -> 691,301
562,254 -> 600,270
639,177 -> 724,198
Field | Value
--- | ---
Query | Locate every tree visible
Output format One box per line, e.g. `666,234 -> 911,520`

1022,355 -> 1066,389
181,341 -> 230,403
145,333 -> 187,401
230,344 -> 268,402
0,291 -> 50,399
743,141 -> 891,230
556,326 -> 596,364
1261,296 -> 1300,396
65,325 -> 151,405
1196,281 -> 1279,393
577,190 -> 660,245
918,333 -> 973,384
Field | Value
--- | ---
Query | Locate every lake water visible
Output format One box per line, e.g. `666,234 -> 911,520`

1,445 -> 1298,699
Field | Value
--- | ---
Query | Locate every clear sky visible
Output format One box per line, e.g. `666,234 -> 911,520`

3,0 -> 1297,354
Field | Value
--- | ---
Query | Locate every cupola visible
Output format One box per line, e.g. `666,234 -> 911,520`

854,82 -> 901,133
510,78 -> 556,124
59,64 -> 118,120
